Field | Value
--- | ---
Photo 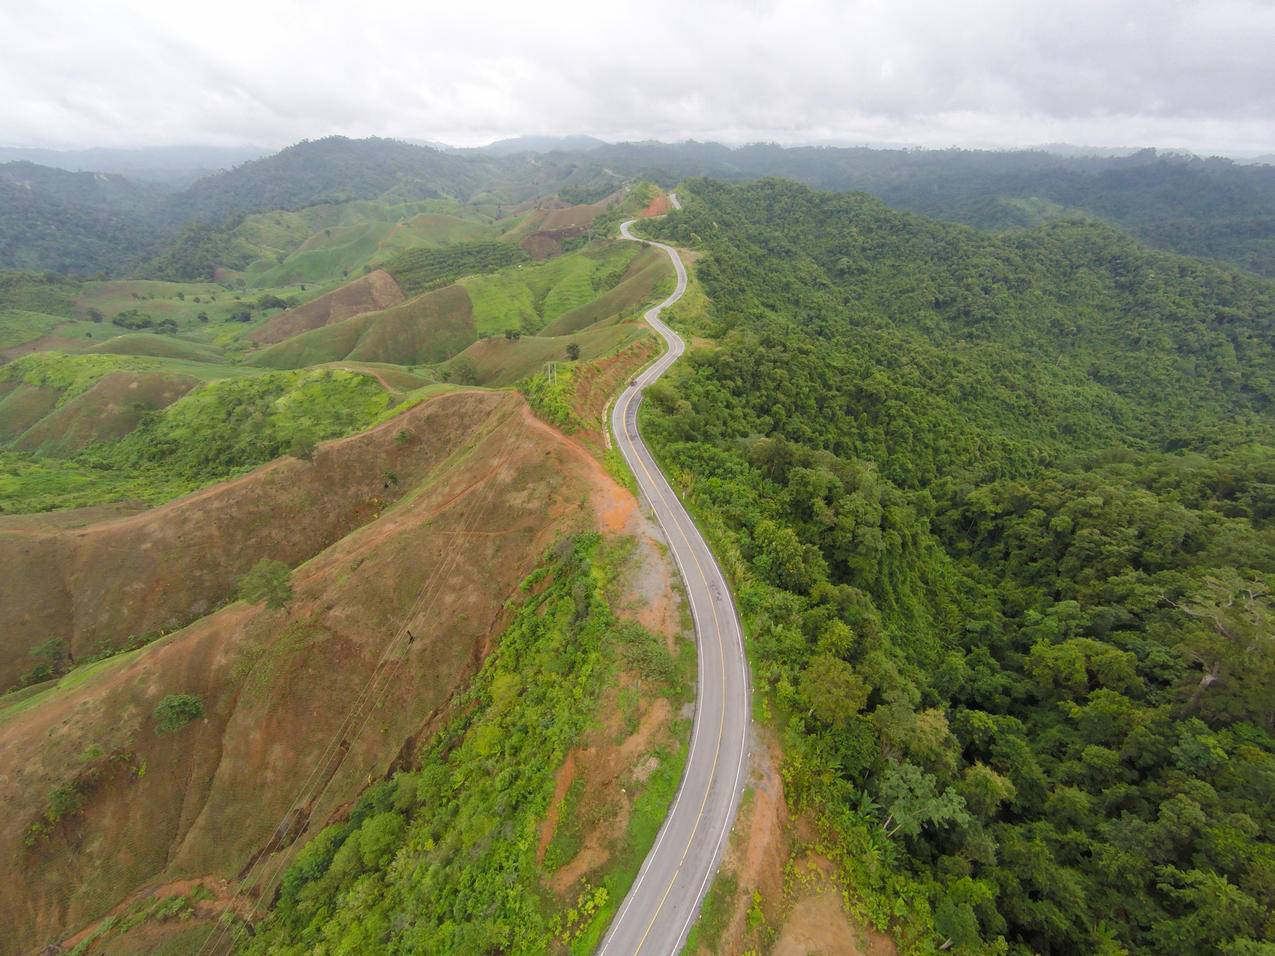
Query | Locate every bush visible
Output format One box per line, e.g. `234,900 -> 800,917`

111,309 -> 154,330
154,693 -> 204,734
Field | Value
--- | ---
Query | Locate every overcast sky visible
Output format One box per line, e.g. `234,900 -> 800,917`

2,0 -> 1273,155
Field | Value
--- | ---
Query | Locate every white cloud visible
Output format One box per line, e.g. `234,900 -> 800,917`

1,0 -> 1272,154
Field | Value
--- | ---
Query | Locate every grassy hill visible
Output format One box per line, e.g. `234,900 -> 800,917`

0,355 -> 395,513
250,285 -> 476,369
0,165 -> 698,954
250,270 -> 405,345
0,390 -> 686,955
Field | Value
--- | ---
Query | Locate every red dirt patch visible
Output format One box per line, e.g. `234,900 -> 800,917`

544,685 -> 674,897
639,194 -> 671,218
774,856 -> 897,956
691,727 -> 899,956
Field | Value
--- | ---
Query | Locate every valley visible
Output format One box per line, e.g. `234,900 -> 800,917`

2,134 -> 1274,956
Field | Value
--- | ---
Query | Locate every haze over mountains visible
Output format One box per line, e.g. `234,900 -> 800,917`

4,134 -> 1275,280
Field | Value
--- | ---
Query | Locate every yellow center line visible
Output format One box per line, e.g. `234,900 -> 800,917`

618,331 -> 729,955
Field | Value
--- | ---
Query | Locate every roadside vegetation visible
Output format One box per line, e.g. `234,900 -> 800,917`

242,533 -> 687,954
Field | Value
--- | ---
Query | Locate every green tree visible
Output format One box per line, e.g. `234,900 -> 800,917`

879,762 -> 972,838
798,652 -> 869,727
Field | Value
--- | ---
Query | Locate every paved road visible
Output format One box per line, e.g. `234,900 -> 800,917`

600,212 -> 750,955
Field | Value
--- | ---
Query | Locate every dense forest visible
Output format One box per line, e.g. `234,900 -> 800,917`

642,179 -> 1275,954
590,144 -> 1275,276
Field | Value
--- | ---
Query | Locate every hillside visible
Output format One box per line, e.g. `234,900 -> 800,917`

0,389 -> 687,952
162,137 -> 489,225
576,143 -> 1275,275
248,285 -> 476,369
0,162 -> 697,955
10,137 -> 1275,280
639,179 -> 1275,954
0,162 -> 169,275
249,270 -> 405,344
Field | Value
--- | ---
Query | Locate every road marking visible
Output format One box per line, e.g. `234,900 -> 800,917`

600,219 -> 749,956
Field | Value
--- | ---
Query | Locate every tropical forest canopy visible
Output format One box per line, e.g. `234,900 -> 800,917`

641,178 -> 1275,954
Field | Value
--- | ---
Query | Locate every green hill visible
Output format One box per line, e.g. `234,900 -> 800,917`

250,285 -> 476,369
87,333 -> 225,363
0,365 -> 393,512
642,178 -> 1275,954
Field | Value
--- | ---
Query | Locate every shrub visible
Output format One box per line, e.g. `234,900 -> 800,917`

154,693 -> 204,734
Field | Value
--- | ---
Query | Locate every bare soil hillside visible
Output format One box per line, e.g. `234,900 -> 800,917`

249,270 -> 404,345
0,389 -> 494,687
0,389 -> 641,952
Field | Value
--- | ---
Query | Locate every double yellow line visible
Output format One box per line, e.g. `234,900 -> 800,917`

603,224 -> 747,955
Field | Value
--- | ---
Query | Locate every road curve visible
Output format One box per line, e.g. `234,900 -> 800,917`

600,213 -> 750,955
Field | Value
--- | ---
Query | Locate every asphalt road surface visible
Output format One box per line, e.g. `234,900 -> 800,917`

600,212 -> 750,955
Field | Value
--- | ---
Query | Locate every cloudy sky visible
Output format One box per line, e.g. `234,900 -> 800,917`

2,0 -> 1273,155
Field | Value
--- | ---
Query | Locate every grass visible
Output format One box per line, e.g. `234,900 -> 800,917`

0,271 -> 79,316
381,240 -> 526,297
0,352 -> 259,408
460,242 -> 642,336
681,872 -> 739,954
460,270 -> 539,335
0,309 -> 75,348
248,222 -> 395,287
234,198 -> 500,284
543,778 -> 588,873
372,212 -> 504,257
540,248 -> 671,336
87,332 -> 227,364
0,648 -> 146,724
75,277 -> 333,354
444,323 -> 639,388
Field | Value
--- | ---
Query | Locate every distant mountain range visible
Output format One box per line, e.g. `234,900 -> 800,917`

0,144 -> 268,186
4,135 -> 1275,277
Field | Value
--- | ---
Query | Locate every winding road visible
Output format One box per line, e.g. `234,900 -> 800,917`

601,206 -> 751,955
